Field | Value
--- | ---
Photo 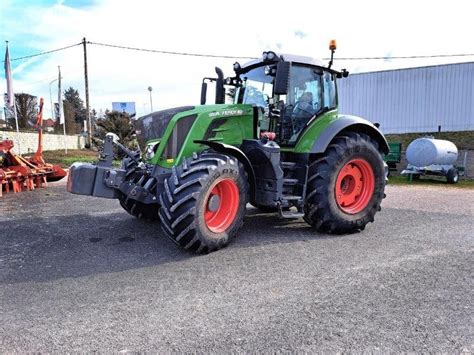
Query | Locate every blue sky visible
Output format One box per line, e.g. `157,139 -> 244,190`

2,0 -> 93,60
2,0 -> 474,119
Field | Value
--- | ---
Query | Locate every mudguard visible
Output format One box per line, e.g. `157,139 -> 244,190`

194,140 -> 256,199
311,115 -> 390,155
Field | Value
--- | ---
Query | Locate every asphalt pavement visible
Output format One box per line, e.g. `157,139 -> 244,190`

1,182 -> 473,352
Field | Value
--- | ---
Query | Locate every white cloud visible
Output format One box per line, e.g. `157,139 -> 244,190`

2,0 -> 473,118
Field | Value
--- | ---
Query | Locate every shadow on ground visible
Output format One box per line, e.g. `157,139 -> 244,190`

2,206 -> 351,284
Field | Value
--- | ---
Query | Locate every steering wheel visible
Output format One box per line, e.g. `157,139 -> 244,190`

292,100 -> 315,117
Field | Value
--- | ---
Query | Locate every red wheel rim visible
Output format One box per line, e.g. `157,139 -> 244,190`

335,159 -> 375,214
204,178 -> 240,233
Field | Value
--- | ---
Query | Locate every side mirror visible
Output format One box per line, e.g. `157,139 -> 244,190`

274,62 -> 290,95
200,82 -> 208,105
215,67 -> 225,104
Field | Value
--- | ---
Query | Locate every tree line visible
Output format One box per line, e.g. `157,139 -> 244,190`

3,87 -> 92,135
2,87 -> 137,151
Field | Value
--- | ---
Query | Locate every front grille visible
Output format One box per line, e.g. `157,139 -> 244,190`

135,106 -> 194,148
162,114 -> 198,159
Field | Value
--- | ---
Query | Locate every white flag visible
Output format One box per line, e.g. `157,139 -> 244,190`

4,42 -> 21,154
4,43 -> 14,109
58,66 -> 64,124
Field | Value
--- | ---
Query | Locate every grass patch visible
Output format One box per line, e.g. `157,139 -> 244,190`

39,149 -> 99,168
38,149 -> 122,168
388,175 -> 474,188
385,131 -> 474,150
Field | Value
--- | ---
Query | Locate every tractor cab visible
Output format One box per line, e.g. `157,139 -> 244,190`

229,50 -> 347,146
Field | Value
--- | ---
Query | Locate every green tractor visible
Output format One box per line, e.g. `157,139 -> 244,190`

68,41 -> 389,253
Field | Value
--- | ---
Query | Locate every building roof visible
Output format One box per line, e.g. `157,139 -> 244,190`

43,118 -> 56,128
348,61 -> 474,76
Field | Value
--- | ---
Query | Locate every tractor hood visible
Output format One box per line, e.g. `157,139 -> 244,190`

135,103 -> 254,168
135,106 -> 195,149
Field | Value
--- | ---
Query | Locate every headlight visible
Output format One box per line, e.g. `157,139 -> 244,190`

267,52 -> 275,60
262,52 -> 268,60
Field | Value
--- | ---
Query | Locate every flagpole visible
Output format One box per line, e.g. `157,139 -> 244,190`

4,41 -> 21,155
58,65 -> 67,154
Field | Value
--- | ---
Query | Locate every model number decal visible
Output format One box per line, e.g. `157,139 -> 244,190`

209,109 -> 244,118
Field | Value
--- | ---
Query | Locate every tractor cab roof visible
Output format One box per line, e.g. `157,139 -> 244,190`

240,53 -> 325,73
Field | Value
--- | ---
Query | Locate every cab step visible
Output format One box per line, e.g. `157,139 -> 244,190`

283,178 -> 299,186
280,161 -> 297,170
279,208 -> 305,219
281,194 -> 302,201
279,193 -> 304,218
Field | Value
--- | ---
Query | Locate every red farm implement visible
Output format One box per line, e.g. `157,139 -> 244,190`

0,98 -> 67,197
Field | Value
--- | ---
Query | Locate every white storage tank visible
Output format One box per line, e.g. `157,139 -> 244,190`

406,138 -> 458,167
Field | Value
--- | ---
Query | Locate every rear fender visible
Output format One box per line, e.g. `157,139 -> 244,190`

311,115 -> 389,155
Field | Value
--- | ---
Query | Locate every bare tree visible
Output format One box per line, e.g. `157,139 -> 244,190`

9,93 -> 38,129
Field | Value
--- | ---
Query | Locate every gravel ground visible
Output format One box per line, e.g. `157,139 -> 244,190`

1,182 -> 473,352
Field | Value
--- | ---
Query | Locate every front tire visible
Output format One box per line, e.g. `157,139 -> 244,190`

304,132 -> 385,233
118,153 -> 160,220
119,195 -> 160,221
159,152 -> 248,253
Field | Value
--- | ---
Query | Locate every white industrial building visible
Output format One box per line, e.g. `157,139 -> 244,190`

337,62 -> 474,134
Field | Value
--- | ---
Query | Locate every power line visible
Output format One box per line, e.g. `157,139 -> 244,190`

5,42 -> 82,62
87,41 -> 258,60
2,39 -> 474,64
87,41 -> 474,61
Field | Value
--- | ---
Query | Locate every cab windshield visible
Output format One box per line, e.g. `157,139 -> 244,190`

234,63 -> 336,146
237,66 -> 273,109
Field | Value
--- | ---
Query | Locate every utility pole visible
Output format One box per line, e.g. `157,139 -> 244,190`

82,37 -> 92,147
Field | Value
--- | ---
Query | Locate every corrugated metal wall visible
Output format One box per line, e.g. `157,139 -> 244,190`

337,62 -> 474,134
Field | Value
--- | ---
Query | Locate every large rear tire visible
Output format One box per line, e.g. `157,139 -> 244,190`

159,152 -> 249,253
304,132 -> 385,233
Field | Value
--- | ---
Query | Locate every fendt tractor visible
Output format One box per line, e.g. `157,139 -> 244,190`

68,41 -> 389,253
